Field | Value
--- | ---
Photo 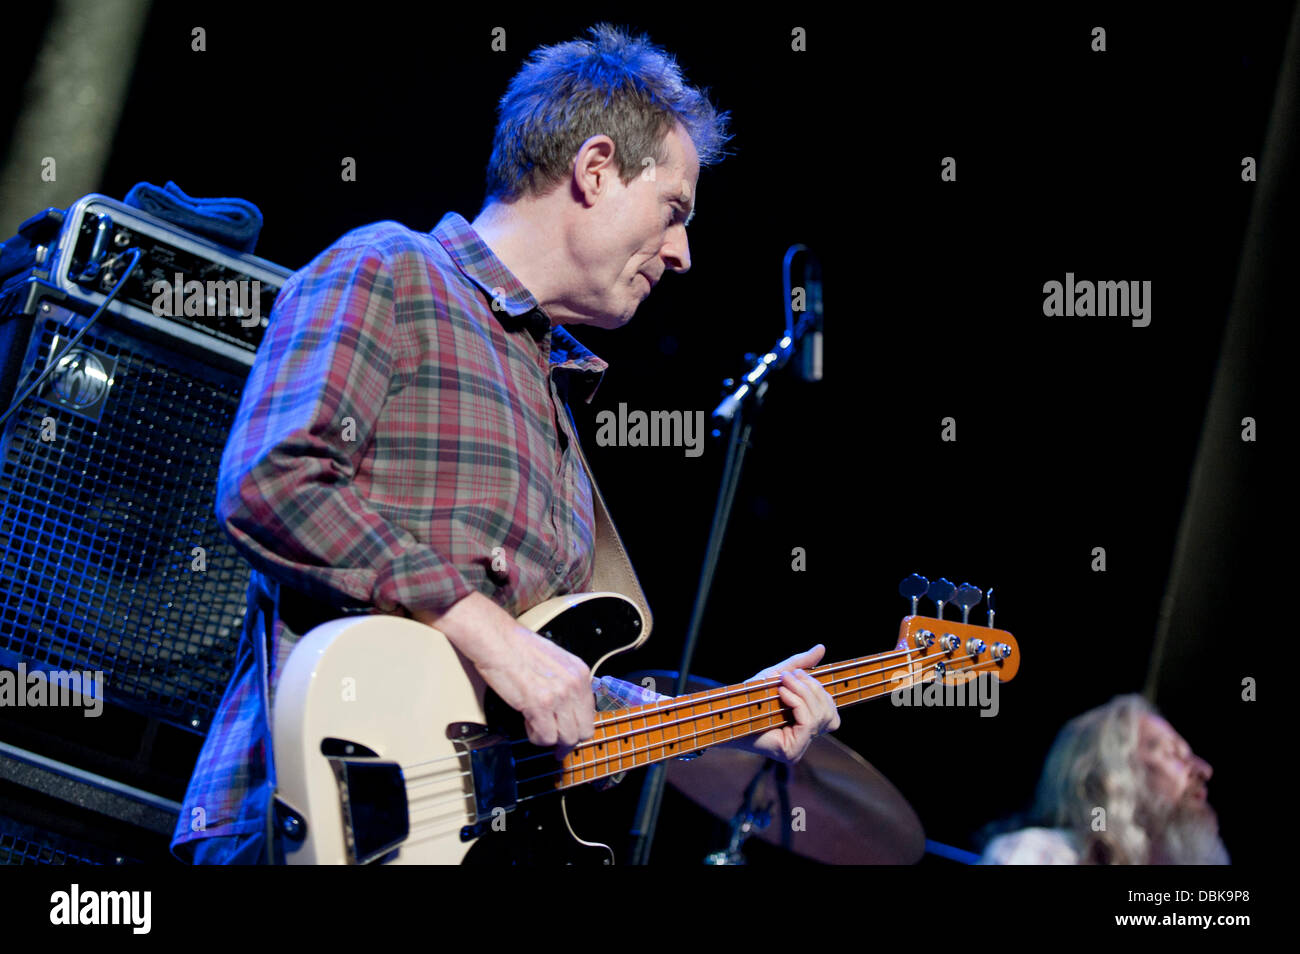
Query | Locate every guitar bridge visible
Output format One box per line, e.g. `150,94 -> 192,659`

320,737 -> 408,865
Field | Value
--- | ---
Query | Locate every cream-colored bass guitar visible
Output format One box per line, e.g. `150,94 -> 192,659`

271,591 -> 1018,864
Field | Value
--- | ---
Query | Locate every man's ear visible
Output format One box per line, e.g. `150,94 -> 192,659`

572,134 -> 618,205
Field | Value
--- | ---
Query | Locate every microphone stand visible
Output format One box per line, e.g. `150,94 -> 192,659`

626,247 -> 821,865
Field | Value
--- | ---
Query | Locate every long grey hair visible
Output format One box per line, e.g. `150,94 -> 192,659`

1030,693 -> 1157,864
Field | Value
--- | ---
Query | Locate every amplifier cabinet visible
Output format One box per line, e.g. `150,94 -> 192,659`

0,194 -> 294,734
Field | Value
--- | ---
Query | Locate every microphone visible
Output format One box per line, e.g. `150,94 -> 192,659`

710,245 -> 823,424
796,253 -> 823,382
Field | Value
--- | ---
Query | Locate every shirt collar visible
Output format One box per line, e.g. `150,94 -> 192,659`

430,212 -> 608,402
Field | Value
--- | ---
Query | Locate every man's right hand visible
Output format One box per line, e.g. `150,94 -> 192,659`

411,592 -> 595,759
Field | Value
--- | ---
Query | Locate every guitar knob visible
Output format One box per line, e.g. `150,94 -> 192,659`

954,582 -> 983,624
940,633 -> 960,652
965,638 -> 986,657
913,629 -> 935,649
899,573 -> 930,616
928,578 -> 956,620
992,642 -> 1012,660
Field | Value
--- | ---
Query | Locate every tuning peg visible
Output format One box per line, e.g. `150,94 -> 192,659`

928,577 -> 955,620
954,582 -> 983,624
898,573 -> 929,617
986,587 -> 996,628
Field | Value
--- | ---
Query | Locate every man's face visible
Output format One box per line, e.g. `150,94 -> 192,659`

1136,713 -> 1229,863
1138,713 -> 1213,815
570,121 -> 700,328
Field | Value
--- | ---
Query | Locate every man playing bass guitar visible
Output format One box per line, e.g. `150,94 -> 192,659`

172,23 -> 840,864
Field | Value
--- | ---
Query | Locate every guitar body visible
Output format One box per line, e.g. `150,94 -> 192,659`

271,591 -> 646,865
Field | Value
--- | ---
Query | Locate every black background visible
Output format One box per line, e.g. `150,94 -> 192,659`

0,1 -> 1288,873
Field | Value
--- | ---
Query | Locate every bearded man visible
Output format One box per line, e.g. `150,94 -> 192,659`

980,693 -> 1228,865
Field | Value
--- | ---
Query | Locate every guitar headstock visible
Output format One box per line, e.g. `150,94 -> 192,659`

896,616 -> 1020,684
895,574 -> 1019,684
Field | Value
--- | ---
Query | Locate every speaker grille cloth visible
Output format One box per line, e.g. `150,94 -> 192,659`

0,312 -> 250,733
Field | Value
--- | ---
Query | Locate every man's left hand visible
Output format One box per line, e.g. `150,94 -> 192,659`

728,644 -> 841,765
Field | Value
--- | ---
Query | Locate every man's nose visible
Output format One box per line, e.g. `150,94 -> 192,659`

1192,752 -> 1212,781
664,229 -> 691,273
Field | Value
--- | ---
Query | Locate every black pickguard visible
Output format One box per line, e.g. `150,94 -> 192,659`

460,594 -> 643,865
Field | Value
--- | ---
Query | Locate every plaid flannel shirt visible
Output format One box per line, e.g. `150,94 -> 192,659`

171,213 -> 667,862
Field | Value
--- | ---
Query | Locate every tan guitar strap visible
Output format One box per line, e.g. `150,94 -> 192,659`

569,431 -> 654,642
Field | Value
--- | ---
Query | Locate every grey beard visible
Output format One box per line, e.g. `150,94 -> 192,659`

1148,803 -> 1230,865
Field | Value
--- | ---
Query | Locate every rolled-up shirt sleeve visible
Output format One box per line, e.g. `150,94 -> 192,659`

593,674 -> 672,710
215,234 -> 475,617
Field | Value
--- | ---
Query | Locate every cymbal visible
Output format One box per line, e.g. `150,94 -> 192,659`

623,670 -> 926,864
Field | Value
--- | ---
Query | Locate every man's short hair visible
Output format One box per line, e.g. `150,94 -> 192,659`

483,23 -> 731,204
